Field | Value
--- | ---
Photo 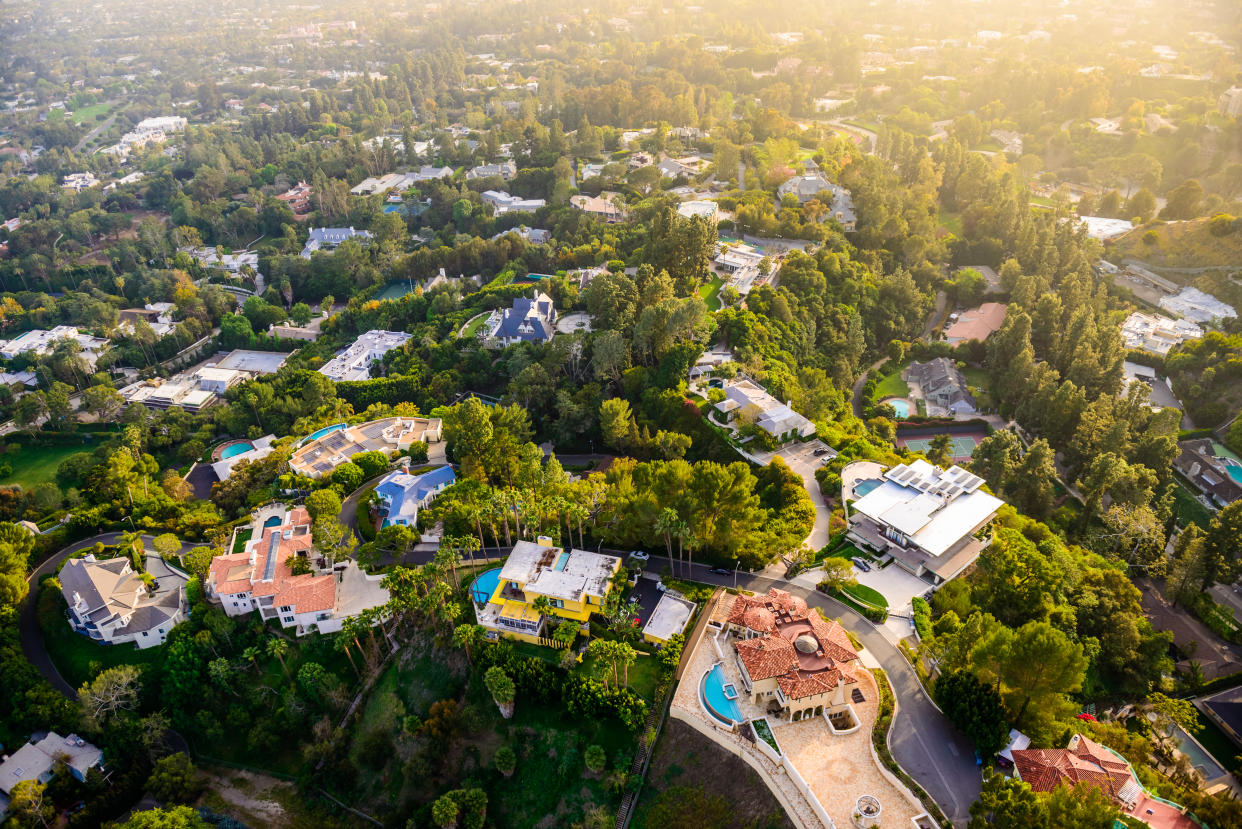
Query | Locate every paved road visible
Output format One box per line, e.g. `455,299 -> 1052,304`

19,532 -> 197,697
630,551 -> 980,825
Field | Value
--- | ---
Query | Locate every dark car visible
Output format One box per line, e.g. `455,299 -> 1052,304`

813,448 -> 829,456
708,566 -> 731,576
851,557 -> 871,572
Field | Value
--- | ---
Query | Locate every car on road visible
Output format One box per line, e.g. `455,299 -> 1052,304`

708,566 -> 731,576
851,557 -> 871,572
628,550 -> 649,562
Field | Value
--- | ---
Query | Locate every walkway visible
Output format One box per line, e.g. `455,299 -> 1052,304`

19,532 -> 198,698
851,357 -> 890,418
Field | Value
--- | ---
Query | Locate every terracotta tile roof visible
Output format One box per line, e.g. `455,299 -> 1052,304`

726,588 -> 809,630
1012,735 -> 1133,797
777,667 -> 854,700
206,509 -> 334,615
736,635 -> 799,680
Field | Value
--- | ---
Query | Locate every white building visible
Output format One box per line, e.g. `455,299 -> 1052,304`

183,246 -> 260,275
61,172 -> 99,191
1158,287 -> 1237,325
847,460 -> 1003,584
677,200 -> 719,223
205,505 -> 389,636
373,465 -> 457,528
1121,311 -> 1202,357
0,733 -> 103,802
714,378 -> 815,441
301,226 -> 374,258
466,161 -> 517,180
480,190 -> 546,215
318,329 -> 413,382
1219,86 -> 1242,117
0,327 -> 108,368
58,554 -> 188,649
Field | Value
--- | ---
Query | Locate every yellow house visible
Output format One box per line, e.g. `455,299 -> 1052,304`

642,591 -> 695,646
473,538 -> 621,644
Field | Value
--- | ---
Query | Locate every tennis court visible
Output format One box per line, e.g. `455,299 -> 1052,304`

900,435 -> 979,459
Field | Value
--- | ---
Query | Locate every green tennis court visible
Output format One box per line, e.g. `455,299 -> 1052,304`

901,435 -> 979,457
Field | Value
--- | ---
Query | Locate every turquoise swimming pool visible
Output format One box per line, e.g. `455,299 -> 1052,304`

469,567 -> 502,605
854,479 -> 883,498
1173,724 -> 1226,781
1226,462 -> 1242,485
301,423 -> 346,445
219,441 -> 254,460
701,663 -> 743,726
882,398 -> 911,418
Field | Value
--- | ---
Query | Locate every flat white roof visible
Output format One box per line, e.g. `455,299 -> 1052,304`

643,592 -> 695,641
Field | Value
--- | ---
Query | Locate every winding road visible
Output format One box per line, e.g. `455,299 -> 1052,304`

19,532 -> 198,697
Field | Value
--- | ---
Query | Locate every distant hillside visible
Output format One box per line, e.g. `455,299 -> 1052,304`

1106,218 -> 1242,269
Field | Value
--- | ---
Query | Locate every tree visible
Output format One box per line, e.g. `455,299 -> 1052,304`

817,557 -> 857,592
331,461 -> 364,492
146,752 -> 201,804
968,772 -> 1047,829
935,670 -> 1010,757
1000,621 -> 1087,723
8,780 -> 54,828
0,522 -> 34,607
494,745 -> 517,777
584,743 -> 607,772
289,302 -> 313,326
267,637 -> 290,678
483,666 -> 516,718
112,806 -> 211,828
78,664 -> 142,728
452,624 -> 484,664
82,384 -> 124,422
1199,502 -> 1242,590
152,533 -> 182,562
304,488 -> 343,521
351,450 -> 390,479
926,434 -> 954,467
1161,179 -> 1204,220
599,398 -> 634,450
312,516 -> 357,564
1147,692 -> 1201,747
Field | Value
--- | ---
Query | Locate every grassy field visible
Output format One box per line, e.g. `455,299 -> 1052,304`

872,370 -> 910,401
0,444 -> 90,489
580,649 -> 662,701
1108,218 -> 1242,268
1172,478 -> 1212,530
938,210 -> 964,237
699,275 -> 724,311
841,582 -> 888,609
959,366 -> 994,411
37,581 -> 161,690
231,528 -> 253,554
70,103 -> 112,124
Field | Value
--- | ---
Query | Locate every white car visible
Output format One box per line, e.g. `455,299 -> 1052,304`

629,550 -> 649,562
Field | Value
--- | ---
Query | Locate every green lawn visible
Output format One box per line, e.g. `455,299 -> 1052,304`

231,528 -> 253,554
0,444 -> 90,489
938,210 -> 963,236
460,312 -> 491,339
1190,710 -> 1242,775
841,582 -> 888,609
579,649 -> 661,701
70,103 -> 111,124
1172,479 -> 1212,530
959,366 -> 994,411
872,370 -> 910,401
38,581 -> 161,690
699,275 -> 724,311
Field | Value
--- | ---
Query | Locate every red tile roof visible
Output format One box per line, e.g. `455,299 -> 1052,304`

1012,735 -> 1133,798
206,509 -> 334,615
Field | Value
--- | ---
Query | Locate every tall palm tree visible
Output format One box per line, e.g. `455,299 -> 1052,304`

266,637 -> 290,678
655,508 -> 679,575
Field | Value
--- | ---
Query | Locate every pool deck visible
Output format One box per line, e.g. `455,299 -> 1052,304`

672,620 -> 929,829
841,460 -> 885,501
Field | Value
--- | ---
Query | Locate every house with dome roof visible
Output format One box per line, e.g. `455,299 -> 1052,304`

720,588 -> 863,724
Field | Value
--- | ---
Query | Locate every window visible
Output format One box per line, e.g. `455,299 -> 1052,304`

283,616 -> 294,623
550,598 -> 564,609
141,632 -> 148,637
158,629 -> 164,634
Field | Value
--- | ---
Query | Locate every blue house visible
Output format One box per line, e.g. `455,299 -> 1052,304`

374,466 -> 457,528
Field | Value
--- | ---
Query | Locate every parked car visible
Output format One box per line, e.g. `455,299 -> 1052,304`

813,448 -> 829,456
708,566 -> 731,576
628,550 -> 649,562
851,557 -> 871,572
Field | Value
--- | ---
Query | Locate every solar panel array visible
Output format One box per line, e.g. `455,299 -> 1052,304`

885,461 -> 983,503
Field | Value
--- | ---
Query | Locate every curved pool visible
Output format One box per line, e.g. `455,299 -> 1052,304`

881,398 -> 911,418
219,441 -> 255,460
469,567 -> 502,605
853,479 -> 883,498
701,662 -> 743,726
300,423 -> 346,446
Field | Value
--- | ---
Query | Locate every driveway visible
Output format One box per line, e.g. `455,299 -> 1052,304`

852,357 -> 889,418
763,441 -> 837,551
20,532 -> 198,698
620,550 -> 981,825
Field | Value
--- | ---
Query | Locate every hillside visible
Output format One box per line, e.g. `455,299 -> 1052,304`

1106,218 -> 1242,269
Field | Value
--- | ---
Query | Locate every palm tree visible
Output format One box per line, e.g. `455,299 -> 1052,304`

655,508 -> 679,575
483,666 -> 516,718
266,637 -> 290,678
242,645 -> 262,671
452,624 -> 484,664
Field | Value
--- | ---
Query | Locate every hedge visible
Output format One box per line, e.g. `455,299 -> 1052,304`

822,584 -> 886,623
911,596 -> 932,641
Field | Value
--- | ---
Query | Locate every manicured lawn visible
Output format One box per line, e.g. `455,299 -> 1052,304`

37,581 -> 160,690
580,649 -> 662,702
231,527 -> 252,554
960,366 -> 994,410
699,275 -> 723,310
70,103 -> 111,124
0,444 -> 90,489
460,312 -> 491,338
872,370 -> 910,400
1172,478 -> 1212,529
841,582 -> 888,609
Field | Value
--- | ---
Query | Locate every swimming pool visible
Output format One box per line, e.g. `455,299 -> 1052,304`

701,663 -> 743,726
219,441 -> 254,460
469,567 -> 502,605
1226,462 -> 1242,485
300,423 -> 346,445
1172,724 -> 1226,781
882,398 -> 911,418
854,479 -> 883,498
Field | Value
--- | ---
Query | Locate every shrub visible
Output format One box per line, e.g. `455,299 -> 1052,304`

493,745 -> 516,777
584,744 -> 607,772
1209,213 -> 1237,237
911,596 -> 932,640
1143,229 -> 1160,246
